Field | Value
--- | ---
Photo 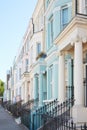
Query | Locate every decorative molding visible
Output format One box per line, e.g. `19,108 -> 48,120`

67,2 -> 72,7
53,6 -> 61,13
71,35 -> 87,46
44,0 -> 54,16
58,51 -> 65,56
53,2 -> 72,14
45,50 -> 57,61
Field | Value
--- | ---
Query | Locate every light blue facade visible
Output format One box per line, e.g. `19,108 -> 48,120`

45,0 -> 73,101
47,57 -> 58,100
33,58 -> 47,107
46,0 -> 72,52
33,0 -> 73,108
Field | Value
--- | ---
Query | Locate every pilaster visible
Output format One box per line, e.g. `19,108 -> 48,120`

33,75 -> 38,100
39,73 -> 43,107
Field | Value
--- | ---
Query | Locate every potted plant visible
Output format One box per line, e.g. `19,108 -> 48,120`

36,51 -> 47,60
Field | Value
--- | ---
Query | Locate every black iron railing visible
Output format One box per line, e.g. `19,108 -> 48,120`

83,78 -> 87,107
66,86 -> 74,103
32,98 -> 74,130
20,98 -> 39,130
2,100 -> 22,117
37,99 -> 87,130
21,109 -> 31,129
9,100 -> 22,117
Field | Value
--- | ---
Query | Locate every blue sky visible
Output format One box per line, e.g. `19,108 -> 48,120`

0,0 -> 37,82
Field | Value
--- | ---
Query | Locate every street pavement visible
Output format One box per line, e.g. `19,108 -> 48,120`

0,105 -> 28,130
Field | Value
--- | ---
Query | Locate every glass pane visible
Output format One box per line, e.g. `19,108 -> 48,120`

62,8 -> 68,27
37,43 -> 41,54
86,0 -> 87,4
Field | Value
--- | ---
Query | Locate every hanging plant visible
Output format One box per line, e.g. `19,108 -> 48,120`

36,52 -> 47,60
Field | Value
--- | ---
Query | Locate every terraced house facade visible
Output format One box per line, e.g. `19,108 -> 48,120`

5,0 -> 87,129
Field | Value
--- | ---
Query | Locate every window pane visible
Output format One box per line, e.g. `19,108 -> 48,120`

85,0 -> 87,14
86,0 -> 87,4
62,8 -> 68,28
50,19 -> 53,43
48,16 -> 53,46
37,43 -> 41,55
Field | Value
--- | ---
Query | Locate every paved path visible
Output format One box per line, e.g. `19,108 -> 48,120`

0,105 -> 28,130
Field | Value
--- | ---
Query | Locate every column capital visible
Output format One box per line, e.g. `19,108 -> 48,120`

34,73 -> 39,78
58,51 -> 65,56
71,35 -> 87,46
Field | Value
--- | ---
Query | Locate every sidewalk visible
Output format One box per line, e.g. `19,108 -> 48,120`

0,105 -> 28,130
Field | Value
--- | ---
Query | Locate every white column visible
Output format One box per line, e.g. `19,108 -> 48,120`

74,41 -> 84,106
58,52 -> 65,103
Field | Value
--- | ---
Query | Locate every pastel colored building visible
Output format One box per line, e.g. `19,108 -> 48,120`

5,0 -> 87,129
45,0 -> 72,102
54,0 -> 87,123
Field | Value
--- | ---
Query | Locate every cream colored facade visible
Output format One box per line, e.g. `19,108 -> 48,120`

8,0 -> 45,105
54,2 -> 87,122
28,0 -> 45,106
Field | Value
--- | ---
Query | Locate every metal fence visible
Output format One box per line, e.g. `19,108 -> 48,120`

10,101 -> 22,117
32,98 -> 74,130
21,109 -> 31,129
39,119 -> 87,130
20,98 -> 39,130
66,86 -> 74,105
2,100 -> 22,117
